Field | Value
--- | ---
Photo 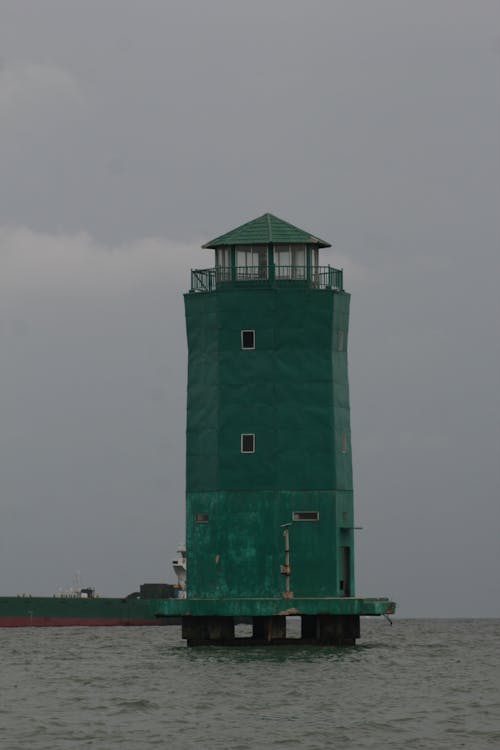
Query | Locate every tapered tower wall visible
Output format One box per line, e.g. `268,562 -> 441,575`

185,286 -> 354,599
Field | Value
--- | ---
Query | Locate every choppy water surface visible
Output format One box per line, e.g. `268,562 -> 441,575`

1,619 -> 499,749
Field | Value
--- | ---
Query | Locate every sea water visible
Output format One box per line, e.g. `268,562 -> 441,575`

1,619 -> 499,749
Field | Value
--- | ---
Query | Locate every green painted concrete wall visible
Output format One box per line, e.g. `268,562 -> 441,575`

184,286 -> 354,599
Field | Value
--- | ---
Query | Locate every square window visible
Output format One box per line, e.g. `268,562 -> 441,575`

241,433 -> 255,453
241,330 -> 255,349
194,513 -> 209,523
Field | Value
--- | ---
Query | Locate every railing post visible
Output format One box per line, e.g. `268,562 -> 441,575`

231,246 -> 236,282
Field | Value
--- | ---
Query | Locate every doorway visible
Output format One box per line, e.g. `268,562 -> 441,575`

340,546 -> 351,596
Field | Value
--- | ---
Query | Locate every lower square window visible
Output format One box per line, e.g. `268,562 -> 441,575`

241,433 -> 255,453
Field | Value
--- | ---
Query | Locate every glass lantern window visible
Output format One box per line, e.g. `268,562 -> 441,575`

235,245 -> 268,280
216,248 -> 231,281
275,244 -> 306,279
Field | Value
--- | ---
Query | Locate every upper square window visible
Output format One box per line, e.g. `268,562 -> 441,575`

241,330 -> 255,350
241,433 -> 255,453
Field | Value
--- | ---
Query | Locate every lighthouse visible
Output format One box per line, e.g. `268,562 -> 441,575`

162,213 -> 395,644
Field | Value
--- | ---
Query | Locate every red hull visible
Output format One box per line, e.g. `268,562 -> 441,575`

0,616 -> 167,627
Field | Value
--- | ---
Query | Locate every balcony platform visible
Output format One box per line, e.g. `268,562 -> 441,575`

157,595 -> 395,618
189,265 -> 344,294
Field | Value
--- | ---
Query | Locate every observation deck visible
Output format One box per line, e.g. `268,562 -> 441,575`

189,265 -> 344,293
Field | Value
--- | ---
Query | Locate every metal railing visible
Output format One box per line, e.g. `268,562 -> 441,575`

191,267 -> 217,292
190,266 -> 343,293
275,265 -> 307,280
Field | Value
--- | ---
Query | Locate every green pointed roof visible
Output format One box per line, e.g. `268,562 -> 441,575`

202,213 -> 331,249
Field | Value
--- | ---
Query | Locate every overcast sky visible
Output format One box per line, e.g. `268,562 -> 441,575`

0,1 -> 498,616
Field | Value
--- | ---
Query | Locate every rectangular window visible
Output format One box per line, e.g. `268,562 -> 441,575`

274,244 -> 307,279
275,244 -> 289,279
241,433 -> 255,453
241,330 -> 255,350
292,511 -> 320,521
341,432 -> 348,454
291,244 -> 306,279
337,330 -> 344,351
236,246 -> 247,270
310,246 -> 319,287
194,513 -> 209,523
216,248 -> 231,281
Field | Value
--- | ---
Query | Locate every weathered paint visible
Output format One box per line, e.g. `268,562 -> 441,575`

184,284 -> 355,600
157,596 -> 395,618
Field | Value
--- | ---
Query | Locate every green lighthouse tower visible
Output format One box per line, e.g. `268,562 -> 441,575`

163,213 -> 395,644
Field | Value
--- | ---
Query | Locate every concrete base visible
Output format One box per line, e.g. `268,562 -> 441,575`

181,614 -> 360,646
